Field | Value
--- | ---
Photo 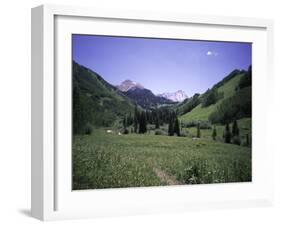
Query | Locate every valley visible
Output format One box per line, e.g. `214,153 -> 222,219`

72,61 -> 252,189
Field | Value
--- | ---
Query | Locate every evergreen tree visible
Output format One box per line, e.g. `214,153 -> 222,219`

138,113 -> 143,134
134,105 -> 139,120
231,119 -> 240,144
212,125 -> 217,140
139,111 -> 147,134
138,112 -> 142,134
123,114 -> 127,130
196,122 -> 201,138
155,114 -> 160,129
171,111 -> 176,122
134,116 -> 138,133
134,106 -> 139,133
168,118 -> 174,136
127,112 -> 132,126
174,118 -> 180,136
232,120 -> 240,137
123,114 -> 129,134
224,123 -> 231,143
143,112 -> 147,133
145,111 -> 150,124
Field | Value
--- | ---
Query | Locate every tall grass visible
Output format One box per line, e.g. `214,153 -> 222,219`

73,129 -> 251,190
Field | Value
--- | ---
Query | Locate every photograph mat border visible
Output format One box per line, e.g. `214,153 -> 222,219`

31,4 -> 274,221
55,13 -> 267,214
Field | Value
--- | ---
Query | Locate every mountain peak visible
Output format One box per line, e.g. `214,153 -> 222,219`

158,90 -> 188,102
116,80 -> 144,92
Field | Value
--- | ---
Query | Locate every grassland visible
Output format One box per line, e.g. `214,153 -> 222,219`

73,128 -> 251,190
182,118 -> 252,144
180,73 -> 244,122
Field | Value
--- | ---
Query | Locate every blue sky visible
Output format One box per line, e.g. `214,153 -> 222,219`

72,34 -> 252,96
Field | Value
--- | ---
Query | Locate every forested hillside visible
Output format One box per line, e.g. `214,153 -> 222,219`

73,61 -> 134,134
179,67 -> 252,124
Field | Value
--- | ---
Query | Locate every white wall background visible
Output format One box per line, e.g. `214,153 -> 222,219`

0,0 -> 280,225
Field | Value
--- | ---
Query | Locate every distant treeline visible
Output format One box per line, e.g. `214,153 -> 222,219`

122,106 -> 181,136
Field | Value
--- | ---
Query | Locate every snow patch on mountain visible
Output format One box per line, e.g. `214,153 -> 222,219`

117,80 -> 188,103
116,80 -> 144,92
158,90 -> 188,102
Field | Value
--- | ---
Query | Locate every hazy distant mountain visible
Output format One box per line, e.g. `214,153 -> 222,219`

158,90 -> 188,102
116,80 -> 144,92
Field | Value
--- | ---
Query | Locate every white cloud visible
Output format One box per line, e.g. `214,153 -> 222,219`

206,51 -> 218,56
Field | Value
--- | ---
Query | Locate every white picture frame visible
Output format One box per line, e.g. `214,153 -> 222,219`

31,4 -> 274,221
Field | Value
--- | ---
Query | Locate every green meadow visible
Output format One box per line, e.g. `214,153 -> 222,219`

73,127 -> 251,190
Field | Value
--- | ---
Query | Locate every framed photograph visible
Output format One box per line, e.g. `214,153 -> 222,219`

31,4 -> 274,221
